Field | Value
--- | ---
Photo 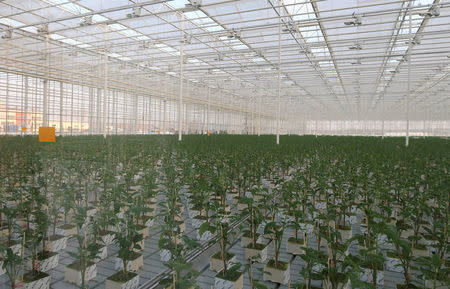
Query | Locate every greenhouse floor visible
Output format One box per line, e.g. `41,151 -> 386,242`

0,179 -> 408,289
0,221 -> 408,289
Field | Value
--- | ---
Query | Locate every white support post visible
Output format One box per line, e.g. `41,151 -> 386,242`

42,80 -> 48,127
5,73 -> 9,134
315,120 -> 318,137
186,103 -> 190,134
59,81 -> 63,136
251,100 -> 254,135
96,88 -> 101,134
142,96 -> 146,134
133,95 -> 138,134
145,97 -> 149,134
70,84 -> 73,135
88,87 -> 93,135
258,98 -> 261,136
381,93 -> 385,138
276,0 -> 282,144
406,2 -> 412,147
158,98 -> 162,132
24,76 -> 28,134
123,92 -> 127,134
103,24 -> 109,138
163,100 -> 166,134
186,81 -> 189,134
114,91 -> 118,134
178,13 -> 184,141
207,87 -> 211,133
42,34 -> 49,128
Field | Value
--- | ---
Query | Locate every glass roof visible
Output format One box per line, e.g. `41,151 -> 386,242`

0,0 -> 448,121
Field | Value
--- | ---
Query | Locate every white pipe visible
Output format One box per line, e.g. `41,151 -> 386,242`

258,98 -> 261,136
208,87 -> 211,133
276,0 -> 282,145
163,100 -> 166,134
406,1 -> 412,147
43,79 -> 48,127
178,13 -> 184,141
23,76 -> 28,135
59,81 -> 63,136
5,73 -> 8,134
104,24 -> 109,138
96,87 -> 101,134
70,84 -> 73,135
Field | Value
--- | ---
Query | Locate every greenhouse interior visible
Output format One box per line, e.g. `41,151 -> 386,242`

0,0 -> 449,289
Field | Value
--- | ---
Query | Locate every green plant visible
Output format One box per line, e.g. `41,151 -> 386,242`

385,226 -> 416,287
263,209 -> 288,270
200,169 -> 240,280
25,186 -> 49,278
0,236 -> 24,289
416,254 -> 450,289
239,188 -> 264,249
297,247 -> 326,289
0,200 -> 20,249
159,163 -> 200,288
68,206 -> 100,289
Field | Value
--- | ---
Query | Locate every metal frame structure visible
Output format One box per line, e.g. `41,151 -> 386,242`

0,0 -> 449,139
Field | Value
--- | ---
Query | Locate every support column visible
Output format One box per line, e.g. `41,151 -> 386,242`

24,76 -> 28,134
42,80 -> 48,127
258,98 -> 261,136
123,93 -> 127,134
406,1 -> 412,147
114,91 -> 118,134
88,87 -> 93,134
251,101 -> 254,135
103,24 -> 109,138
186,103 -> 190,134
207,87 -> 211,133
163,100 -> 166,134
142,96 -> 146,134
133,95 -> 138,134
70,84 -> 73,135
5,73 -> 9,134
178,14 -> 184,141
315,120 -> 318,137
276,0 -> 282,144
59,82 -> 63,136
96,88 -> 101,134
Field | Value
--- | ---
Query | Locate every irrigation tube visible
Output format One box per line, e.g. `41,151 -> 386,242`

139,215 -> 250,289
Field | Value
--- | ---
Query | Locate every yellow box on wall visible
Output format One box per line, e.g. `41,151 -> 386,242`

39,127 -> 56,143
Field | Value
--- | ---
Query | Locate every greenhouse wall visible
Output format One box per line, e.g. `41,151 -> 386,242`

0,71 -> 277,136
0,71 -> 448,137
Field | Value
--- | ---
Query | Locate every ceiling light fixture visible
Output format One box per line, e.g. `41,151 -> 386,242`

182,0 -> 201,12
1,30 -> 12,39
79,16 -> 93,27
344,12 -> 362,26
181,33 -> 192,44
127,7 -> 141,18
139,41 -> 150,49
227,28 -> 241,39
282,21 -> 297,33
419,5 -> 440,17
351,58 -> 361,65
37,24 -> 49,34
349,42 -> 362,50
214,54 -> 224,61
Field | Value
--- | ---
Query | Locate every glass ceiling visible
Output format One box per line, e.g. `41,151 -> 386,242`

0,0 -> 448,121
